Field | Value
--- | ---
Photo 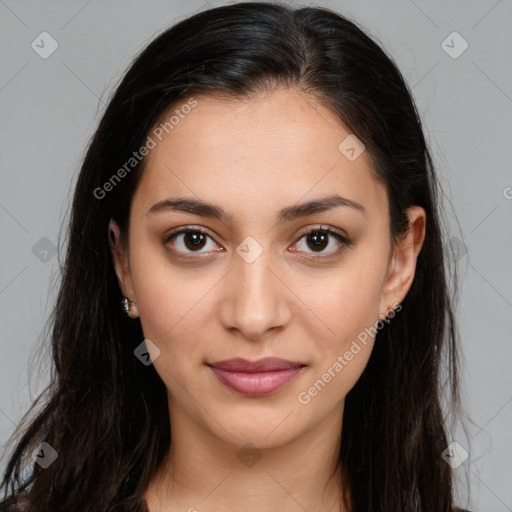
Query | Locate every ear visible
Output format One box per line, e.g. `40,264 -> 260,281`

108,218 -> 136,300
379,206 -> 426,317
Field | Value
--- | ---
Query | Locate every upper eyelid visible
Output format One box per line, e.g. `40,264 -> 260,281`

164,225 -> 350,250
164,225 -> 212,243
299,224 -> 348,239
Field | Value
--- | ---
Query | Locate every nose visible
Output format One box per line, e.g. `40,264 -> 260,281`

218,241 -> 291,341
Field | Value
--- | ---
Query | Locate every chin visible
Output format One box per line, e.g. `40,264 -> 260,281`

206,403 -> 305,448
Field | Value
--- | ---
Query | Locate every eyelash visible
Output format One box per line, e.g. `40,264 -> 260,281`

163,225 -> 352,259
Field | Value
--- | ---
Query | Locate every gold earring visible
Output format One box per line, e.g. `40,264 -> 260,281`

379,306 -> 394,322
122,298 -> 139,318
385,306 -> 394,320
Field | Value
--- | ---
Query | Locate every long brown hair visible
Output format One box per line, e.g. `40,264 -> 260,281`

1,2 -> 464,510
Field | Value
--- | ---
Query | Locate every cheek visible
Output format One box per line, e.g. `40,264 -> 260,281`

131,256 -> 214,395
297,243 -> 388,403
128,241 -> 213,352
297,273 -> 381,410
307,251 -> 388,348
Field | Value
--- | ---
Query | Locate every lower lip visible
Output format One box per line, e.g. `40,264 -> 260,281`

208,366 -> 304,395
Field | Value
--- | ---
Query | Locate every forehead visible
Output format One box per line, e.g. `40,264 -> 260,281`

133,88 -> 388,221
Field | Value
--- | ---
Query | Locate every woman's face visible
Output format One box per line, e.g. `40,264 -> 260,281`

110,87 -> 424,449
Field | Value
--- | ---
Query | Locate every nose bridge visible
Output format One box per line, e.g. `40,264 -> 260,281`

220,235 -> 288,339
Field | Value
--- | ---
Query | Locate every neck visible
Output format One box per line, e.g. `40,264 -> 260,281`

145,397 -> 349,512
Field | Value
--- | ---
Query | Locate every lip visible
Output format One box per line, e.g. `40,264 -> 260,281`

207,357 -> 306,396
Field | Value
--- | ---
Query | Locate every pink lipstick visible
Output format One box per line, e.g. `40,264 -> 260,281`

207,357 -> 305,396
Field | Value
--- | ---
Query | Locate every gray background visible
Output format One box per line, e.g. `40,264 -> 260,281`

1,0 -> 511,510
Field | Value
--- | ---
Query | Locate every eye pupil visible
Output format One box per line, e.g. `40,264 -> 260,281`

307,232 -> 328,252
185,232 -> 206,251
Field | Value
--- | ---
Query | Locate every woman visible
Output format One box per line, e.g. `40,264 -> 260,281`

0,2 -> 468,511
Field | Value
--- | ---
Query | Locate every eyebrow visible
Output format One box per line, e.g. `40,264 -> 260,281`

147,194 -> 367,222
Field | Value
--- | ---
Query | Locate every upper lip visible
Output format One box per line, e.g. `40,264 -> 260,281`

207,357 -> 305,372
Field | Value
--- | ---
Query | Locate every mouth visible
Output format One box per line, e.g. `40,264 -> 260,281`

207,357 -> 306,396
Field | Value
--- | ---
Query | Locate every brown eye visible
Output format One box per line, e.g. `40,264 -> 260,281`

306,231 -> 329,252
164,228 -> 220,255
294,227 -> 351,256
182,231 -> 207,251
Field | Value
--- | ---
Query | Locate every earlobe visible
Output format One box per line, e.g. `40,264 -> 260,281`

379,206 -> 426,315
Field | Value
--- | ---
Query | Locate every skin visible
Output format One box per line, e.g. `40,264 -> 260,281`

109,87 -> 426,512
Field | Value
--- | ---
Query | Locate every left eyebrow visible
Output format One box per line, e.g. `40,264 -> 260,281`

277,194 -> 367,222
146,194 -> 367,222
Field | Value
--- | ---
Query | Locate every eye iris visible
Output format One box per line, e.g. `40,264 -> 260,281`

184,232 -> 206,251
307,231 -> 328,252
176,230 -> 337,254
